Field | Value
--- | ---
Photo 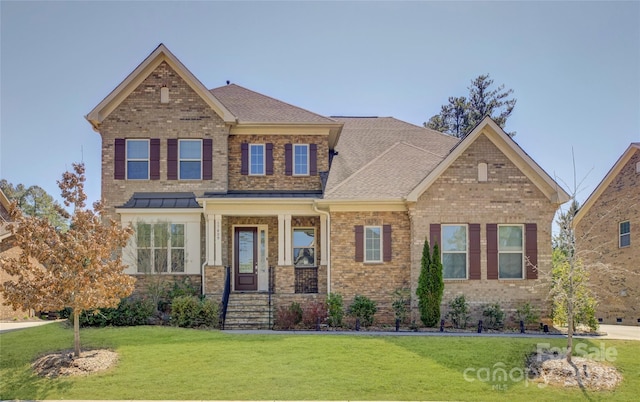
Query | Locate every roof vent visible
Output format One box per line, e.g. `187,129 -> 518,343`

160,86 -> 169,103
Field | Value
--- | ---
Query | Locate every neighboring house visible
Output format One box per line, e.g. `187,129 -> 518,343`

86,44 -> 569,328
0,189 -> 34,320
574,143 -> 640,325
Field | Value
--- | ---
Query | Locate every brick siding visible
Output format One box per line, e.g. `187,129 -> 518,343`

576,149 -> 640,324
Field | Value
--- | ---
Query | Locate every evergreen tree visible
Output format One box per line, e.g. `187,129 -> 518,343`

0,179 -> 69,230
417,238 -> 444,327
425,74 -> 516,138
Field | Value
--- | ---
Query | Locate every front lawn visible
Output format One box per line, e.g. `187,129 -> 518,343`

1,323 -> 638,400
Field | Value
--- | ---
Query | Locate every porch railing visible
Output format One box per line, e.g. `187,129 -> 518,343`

295,266 -> 318,293
219,265 -> 231,330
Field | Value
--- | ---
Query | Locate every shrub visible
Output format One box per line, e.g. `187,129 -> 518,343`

326,293 -> 344,328
348,295 -> 377,327
302,300 -> 327,328
275,302 -> 304,330
78,297 -> 154,327
446,295 -> 470,329
391,288 -> 410,324
515,302 -> 540,326
482,303 -> 505,330
170,296 -> 219,328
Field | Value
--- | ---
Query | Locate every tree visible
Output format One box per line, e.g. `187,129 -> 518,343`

425,74 -> 517,138
417,238 -> 444,327
0,179 -> 69,230
551,199 -> 599,364
0,163 -> 135,357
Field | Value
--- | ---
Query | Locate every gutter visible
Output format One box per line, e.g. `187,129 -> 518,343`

313,202 -> 331,295
201,200 -> 208,297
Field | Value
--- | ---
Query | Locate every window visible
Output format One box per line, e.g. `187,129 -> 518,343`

364,226 -> 382,263
249,144 -> 265,175
126,140 -> 149,180
293,228 -> 315,267
136,223 -> 185,273
179,140 -> 202,180
498,225 -> 523,279
442,225 -> 467,279
293,144 -> 309,175
620,221 -> 630,248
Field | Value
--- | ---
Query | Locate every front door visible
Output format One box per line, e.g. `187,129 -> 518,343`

235,227 -> 258,291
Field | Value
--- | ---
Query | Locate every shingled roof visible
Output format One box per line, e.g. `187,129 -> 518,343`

210,84 -> 337,124
324,117 -> 459,199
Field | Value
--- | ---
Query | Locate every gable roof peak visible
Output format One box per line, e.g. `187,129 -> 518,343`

406,116 -> 570,204
85,44 -> 236,131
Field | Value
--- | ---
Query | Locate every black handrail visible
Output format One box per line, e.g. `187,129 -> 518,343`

220,266 -> 231,330
268,266 -> 273,329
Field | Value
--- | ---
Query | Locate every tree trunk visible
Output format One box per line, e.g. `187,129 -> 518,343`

566,296 -> 574,364
73,309 -> 81,357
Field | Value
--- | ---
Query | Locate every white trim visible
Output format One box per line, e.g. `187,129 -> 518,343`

293,227 -> 316,267
125,139 -> 150,180
364,225 -> 383,263
249,144 -> 266,176
178,139 -> 202,180
619,220 -> 631,248
441,224 -> 469,280
497,224 -> 525,280
293,144 -> 310,176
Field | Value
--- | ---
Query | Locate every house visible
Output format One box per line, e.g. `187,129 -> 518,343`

86,44 -> 569,328
574,143 -> 640,325
0,189 -> 35,320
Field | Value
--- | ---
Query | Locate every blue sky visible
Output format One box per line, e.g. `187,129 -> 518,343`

1,1 -> 639,209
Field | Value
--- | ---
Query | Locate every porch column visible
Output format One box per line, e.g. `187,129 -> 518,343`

214,214 -> 222,266
278,214 -> 292,265
319,213 -> 327,265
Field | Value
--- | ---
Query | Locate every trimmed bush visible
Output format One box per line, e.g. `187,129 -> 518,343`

78,297 -> 155,327
482,303 -> 505,330
170,296 -> 219,328
447,295 -> 470,329
348,295 -> 377,327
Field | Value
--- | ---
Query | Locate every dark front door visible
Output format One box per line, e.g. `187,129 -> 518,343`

235,227 -> 258,291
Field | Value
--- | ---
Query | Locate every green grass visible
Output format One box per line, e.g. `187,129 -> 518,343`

1,323 -> 639,400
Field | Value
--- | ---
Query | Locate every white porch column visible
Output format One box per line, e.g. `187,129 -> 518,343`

319,213 -> 327,265
284,214 -> 292,265
278,215 -> 286,265
214,214 -> 222,266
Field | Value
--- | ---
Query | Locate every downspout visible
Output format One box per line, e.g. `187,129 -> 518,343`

201,200 -> 209,296
313,202 -> 331,294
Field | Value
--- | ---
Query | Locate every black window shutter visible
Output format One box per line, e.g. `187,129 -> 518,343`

202,139 -> 212,180
167,139 -> 178,180
310,144 -> 318,176
429,224 -> 441,253
355,225 -> 364,262
266,143 -> 274,175
114,138 -> 125,180
469,224 -> 481,279
285,144 -> 292,176
150,138 -> 160,180
241,143 -> 249,175
383,224 -> 392,262
486,224 -> 498,280
525,223 -> 538,279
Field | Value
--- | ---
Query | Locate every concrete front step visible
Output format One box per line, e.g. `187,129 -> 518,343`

223,292 -> 273,330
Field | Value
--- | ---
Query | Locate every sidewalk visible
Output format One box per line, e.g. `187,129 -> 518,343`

1,319 -> 638,340
0,319 -> 61,333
